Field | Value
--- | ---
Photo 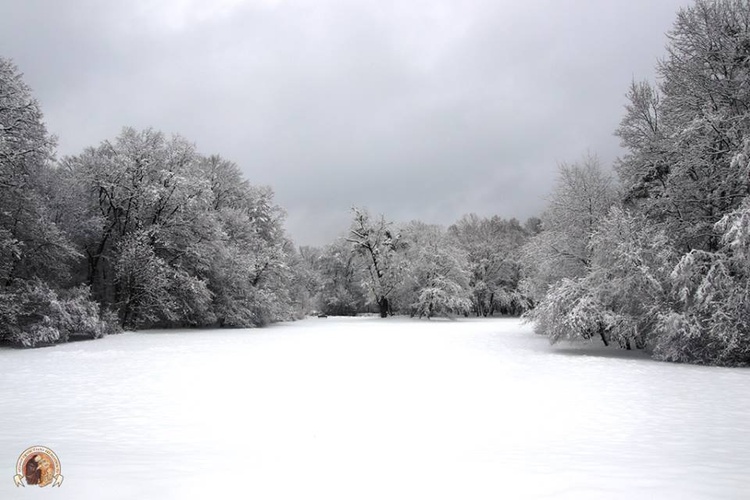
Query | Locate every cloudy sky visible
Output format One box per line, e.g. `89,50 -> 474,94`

1,0 -> 691,246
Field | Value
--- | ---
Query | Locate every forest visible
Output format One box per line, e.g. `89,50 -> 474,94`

2,0 -> 750,366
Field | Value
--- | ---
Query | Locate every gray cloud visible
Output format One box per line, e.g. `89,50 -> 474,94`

0,0 -> 692,245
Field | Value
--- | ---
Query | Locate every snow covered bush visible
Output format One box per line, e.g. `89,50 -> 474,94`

525,277 -> 610,344
1,281 -> 119,348
1,281 -> 61,347
54,286 -> 121,340
412,276 -> 473,319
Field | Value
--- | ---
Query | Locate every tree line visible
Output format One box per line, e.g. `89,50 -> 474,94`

301,209 -> 537,320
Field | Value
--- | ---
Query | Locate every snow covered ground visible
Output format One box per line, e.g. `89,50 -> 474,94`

1,317 -> 748,499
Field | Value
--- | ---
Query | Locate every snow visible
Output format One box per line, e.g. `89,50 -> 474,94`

1,317 -> 749,499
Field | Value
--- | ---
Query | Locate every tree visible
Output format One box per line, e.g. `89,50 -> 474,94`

527,207 -> 676,350
0,57 -> 115,346
448,215 -> 529,316
0,57 -> 76,288
521,155 -> 616,301
60,129 -> 300,329
61,128 -> 215,326
347,208 -> 405,317
617,0 -> 750,252
397,221 -> 472,318
307,239 -> 367,316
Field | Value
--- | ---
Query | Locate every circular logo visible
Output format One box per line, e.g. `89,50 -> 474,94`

13,446 -> 63,488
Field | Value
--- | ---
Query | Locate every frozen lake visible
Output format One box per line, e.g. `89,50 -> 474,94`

1,317 -> 749,499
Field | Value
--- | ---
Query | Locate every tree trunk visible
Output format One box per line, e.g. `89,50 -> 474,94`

378,296 -> 389,318
599,327 -> 609,347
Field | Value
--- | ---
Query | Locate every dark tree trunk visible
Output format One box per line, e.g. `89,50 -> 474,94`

378,296 -> 389,318
599,328 -> 609,347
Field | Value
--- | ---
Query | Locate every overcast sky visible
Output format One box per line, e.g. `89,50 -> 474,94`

1,0 -> 692,246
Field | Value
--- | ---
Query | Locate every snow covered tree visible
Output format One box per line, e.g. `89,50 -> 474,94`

199,156 -> 298,326
309,239 -> 367,316
60,129 -> 299,329
0,57 -> 77,287
448,214 -> 530,316
617,0 -> 750,252
62,128 -> 216,326
396,221 -> 472,318
114,230 -> 213,328
528,207 -> 676,350
0,57 -> 116,347
521,156 -> 616,301
282,244 -> 317,319
347,208 -> 406,317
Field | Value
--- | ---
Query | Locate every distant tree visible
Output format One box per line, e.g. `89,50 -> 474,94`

283,245 -> 318,318
396,221 -> 472,318
448,214 -> 529,316
347,208 -> 405,317
310,239 -> 367,316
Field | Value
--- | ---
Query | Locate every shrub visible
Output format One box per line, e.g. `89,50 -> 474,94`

1,281 -> 120,348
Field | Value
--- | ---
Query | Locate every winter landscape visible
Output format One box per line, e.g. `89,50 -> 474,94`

3,0 -> 750,498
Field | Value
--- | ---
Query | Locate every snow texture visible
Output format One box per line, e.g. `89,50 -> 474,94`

1,317 -> 748,499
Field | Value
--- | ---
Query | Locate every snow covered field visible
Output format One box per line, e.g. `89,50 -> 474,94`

1,317 -> 749,499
